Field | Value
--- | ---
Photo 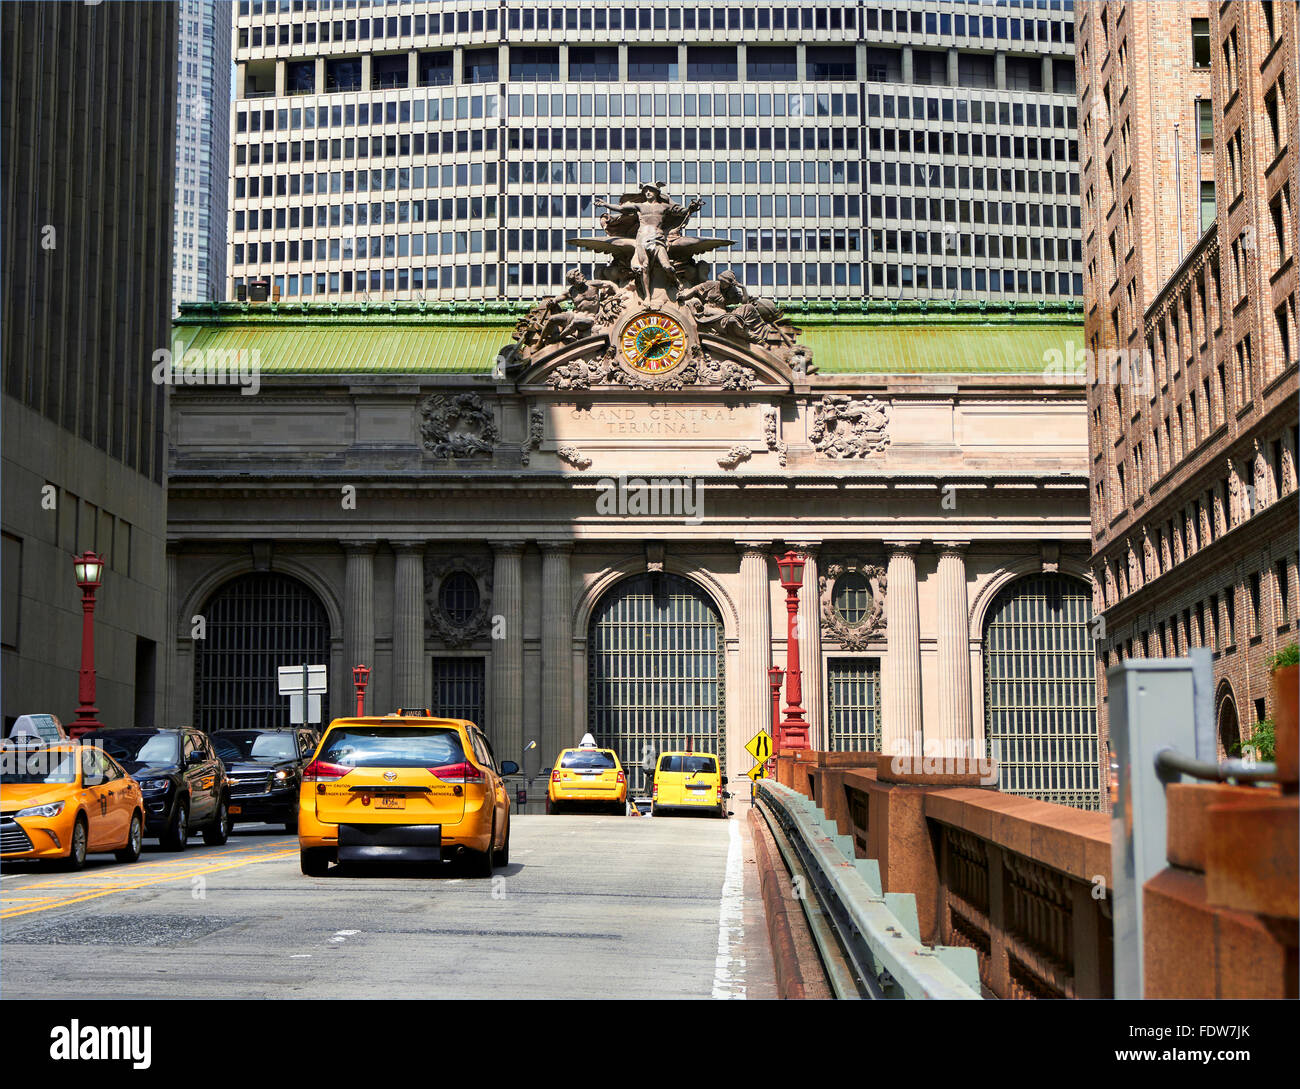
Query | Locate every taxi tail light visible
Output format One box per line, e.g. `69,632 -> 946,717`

652,782 -> 658,798
429,761 -> 484,784
301,760 -> 350,782
616,770 -> 626,785
550,769 -> 561,782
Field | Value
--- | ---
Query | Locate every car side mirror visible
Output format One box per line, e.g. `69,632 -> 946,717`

187,750 -> 206,765
500,760 -> 519,776
721,775 -> 729,785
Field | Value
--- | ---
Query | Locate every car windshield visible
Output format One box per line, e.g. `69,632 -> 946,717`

0,746 -> 79,784
88,733 -> 179,764
560,750 -> 617,770
212,732 -> 296,762
318,727 -> 465,769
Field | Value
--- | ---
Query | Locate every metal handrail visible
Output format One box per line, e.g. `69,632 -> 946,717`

1154,746 -> 1282,783
755,779 -> 982,1000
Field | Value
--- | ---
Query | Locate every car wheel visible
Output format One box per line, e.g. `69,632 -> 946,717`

492,818 -> 510,868
202,798 -> 231,845
59,816 -> 89,871
283,818 -> 299,834
650,803 -> 658,817
161,799 -> 189,851
300,847 -> 331,876
546,798 -> 558,815
115,812 -> 143,863
466,817 -> 495,877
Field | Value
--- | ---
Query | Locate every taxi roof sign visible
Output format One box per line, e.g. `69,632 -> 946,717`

578,733 -> 598,748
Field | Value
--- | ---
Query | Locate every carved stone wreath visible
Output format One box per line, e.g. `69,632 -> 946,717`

819,561 -> 887,649
419,393 -> 498,459
424,554 -> 493,646
716,445 -> 752,469
810,394 -> 890,459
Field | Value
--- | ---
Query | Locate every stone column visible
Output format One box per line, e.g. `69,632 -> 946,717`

343,543 -> 377,688
490,540 -> 526,763
935,543 -> 973,755
882,542 -> 922,756
792,542 -> 824,749
391,544 -> 425,710
540,542 -> 573,765
737,543 -> 774,737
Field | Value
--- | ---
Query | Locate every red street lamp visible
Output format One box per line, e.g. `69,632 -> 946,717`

767,666 -> 784,737
69,552 -> 106,737
775,550 -> 810,752
352,664 -> 371,717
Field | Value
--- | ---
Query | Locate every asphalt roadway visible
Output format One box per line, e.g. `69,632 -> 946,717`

0,806 -> 776,1000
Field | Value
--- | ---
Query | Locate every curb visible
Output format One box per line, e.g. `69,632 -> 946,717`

748,806 -> 810,1000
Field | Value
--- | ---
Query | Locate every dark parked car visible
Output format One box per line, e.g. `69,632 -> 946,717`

210,728 -> 316,832
81,728 -> 231,850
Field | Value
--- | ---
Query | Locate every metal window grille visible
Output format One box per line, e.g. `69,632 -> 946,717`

826,657 -> 882,752
439,572 -> 480,627
194,573 -> 330,732
586,573 -> 725,795
832,573 -> 872,625
982,574 -> 1100,810
432,656 -> 485,724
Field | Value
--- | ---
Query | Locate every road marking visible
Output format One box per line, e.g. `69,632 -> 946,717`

0,847 -> 296,919
711,818 -> 747,1000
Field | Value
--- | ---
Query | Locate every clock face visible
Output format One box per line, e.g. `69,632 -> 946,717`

620,312 -> 688,373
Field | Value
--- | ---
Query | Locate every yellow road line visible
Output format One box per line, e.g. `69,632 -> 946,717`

0,848 -> 297,920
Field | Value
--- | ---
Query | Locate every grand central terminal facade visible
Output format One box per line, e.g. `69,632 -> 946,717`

166,192 -> 1101,807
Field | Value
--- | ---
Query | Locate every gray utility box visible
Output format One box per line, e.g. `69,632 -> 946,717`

1107,649 -> 1213,1000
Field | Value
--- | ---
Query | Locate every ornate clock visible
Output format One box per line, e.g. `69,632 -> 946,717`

619,312 -> 688,373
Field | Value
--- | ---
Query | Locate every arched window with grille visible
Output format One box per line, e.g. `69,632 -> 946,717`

193,572 -> 331,732
982,573 -> 1100,810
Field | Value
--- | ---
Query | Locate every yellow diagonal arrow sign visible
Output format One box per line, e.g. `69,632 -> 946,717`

746,762 -> 768,782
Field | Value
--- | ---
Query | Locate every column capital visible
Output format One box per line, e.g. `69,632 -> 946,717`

736,540 -> 774,556
887,540 -> 923,556
539,540 -> 574,555
787,540 -> 822,558
490,539 -> 528,556
342,540 -> 378,557
387,541 -> 423,555
934,540 -> 970,556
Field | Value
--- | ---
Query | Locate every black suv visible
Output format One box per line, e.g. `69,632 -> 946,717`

82,728 -> 231,850
210,728 -> 316,832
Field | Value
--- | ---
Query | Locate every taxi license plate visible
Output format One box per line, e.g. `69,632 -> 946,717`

228,805 -> 242,814
376,796 -> 405,809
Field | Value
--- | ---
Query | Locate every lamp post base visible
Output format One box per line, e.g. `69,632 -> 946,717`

68,711 -> 104,739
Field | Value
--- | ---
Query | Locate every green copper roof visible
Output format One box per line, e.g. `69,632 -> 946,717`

173,300 -> 1081,376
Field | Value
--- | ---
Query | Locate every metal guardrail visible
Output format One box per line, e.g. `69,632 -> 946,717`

1154,746 -> 1282,783
755,780 -> 982,1000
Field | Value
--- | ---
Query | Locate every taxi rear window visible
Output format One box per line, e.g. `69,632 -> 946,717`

560,750 -> 617,770
320,726 -> 464,769
659,755 -> 716,774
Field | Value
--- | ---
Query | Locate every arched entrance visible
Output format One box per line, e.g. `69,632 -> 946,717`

193,572 -> 331,732
982,572 -> 1099,809
1216,684 -> 1240,757
586,572 -> 725,794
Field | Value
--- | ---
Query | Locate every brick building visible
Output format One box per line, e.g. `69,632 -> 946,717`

1077,0 -> 1299,761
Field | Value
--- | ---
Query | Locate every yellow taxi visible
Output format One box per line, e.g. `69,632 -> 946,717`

651,751 -> 727,818
297,712 -> 517,877
0,742 -> 145,869
547,737 -> 627,814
